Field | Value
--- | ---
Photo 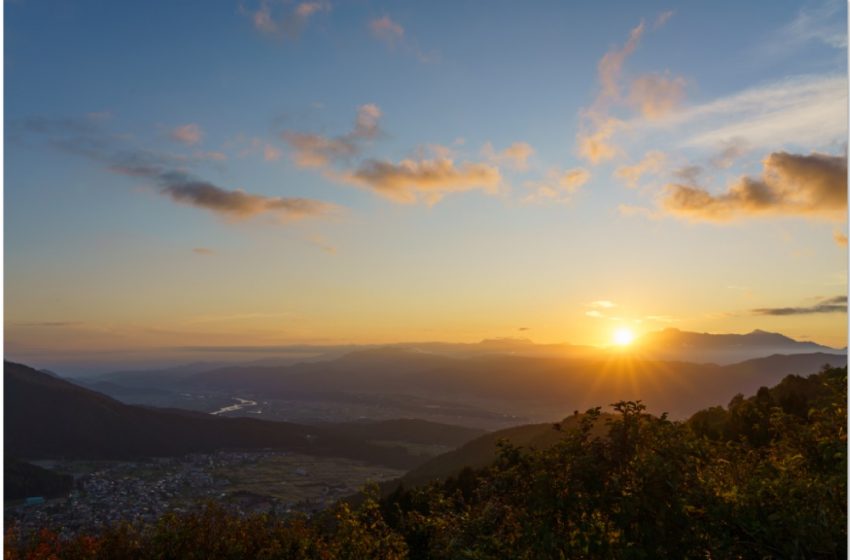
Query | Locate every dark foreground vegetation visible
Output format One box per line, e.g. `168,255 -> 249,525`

6,366 -> 846,559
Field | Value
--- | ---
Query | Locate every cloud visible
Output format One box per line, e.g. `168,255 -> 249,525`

660,151 -> 847,222
245,0 -> 330,39
710,139 -> 748,168
159,171 -> 338,221
283,104 -> 382,167
576,14 -> 681,164
263,144 -> 282,161
170,124 -> 203,146
482,141 -> 534,170
193,247 -> 215,256
590,300 -> 616,309
597,21 -> 645,104
834,231 -> 848,247
307,234 -> 337,254
19,115 -> 338,224
673,165 -> 703,184
758,0 -> 847,58
368,14 -> 435,62
343,154 -> 501,204
751,295 -> 847,316
523,168 -> 590,203
577,117 -> 625,164
236,137 -> 283,162
628,74 -> 686,119
370,15 -> 404,45
194,151 -> 227,162
653,10 -> 674,29
615,150 -> 666,187
630,74 -> 847,151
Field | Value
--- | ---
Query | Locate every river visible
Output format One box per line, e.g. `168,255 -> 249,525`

210,397 -> 257,416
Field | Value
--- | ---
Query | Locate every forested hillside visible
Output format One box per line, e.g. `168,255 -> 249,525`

7,366 -> 845,559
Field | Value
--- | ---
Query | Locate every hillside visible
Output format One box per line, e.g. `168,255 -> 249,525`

382,355 -> 846,492
3,362 -> 477,469
4,458 -> 74,501
394,413 -> 613,489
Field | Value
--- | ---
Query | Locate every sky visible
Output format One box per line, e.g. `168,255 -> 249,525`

4,0 -> 849,371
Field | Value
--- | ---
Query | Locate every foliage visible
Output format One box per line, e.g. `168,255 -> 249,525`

7,367 -> 846,559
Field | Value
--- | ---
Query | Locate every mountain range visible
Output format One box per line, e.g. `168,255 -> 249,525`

4,361 -> 482,468
81,332 -> 846,423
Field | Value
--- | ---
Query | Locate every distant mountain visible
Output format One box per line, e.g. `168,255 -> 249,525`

634,328 -> 844,364
143,350 -> 846,420
3,362 -> 480,468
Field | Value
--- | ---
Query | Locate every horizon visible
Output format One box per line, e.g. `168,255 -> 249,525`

7,325 -> 847,377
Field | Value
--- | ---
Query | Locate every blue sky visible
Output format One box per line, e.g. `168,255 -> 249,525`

5,0 -> 848,371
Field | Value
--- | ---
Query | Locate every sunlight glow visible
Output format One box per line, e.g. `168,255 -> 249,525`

613,327 -> 635,346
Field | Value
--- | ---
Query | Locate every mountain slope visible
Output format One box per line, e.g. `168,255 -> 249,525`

3,362 -> 474,468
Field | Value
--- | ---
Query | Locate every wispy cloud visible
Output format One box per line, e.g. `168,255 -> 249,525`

752,295 -> 847,316
192,247 -> 215,256
758,0 -> 847,58
577,20 -> 643,164
234,136 -> 283,162
629,74 -> 847,151
482,141 -> 534,171
615,150 -> 666,187
577,14 -> 679,164
193,150 -> 227,162
263,144 -> 282,161
307,234 -> 337,254
834,230 -> 848,247
243,0 -> 330,40
368,14 -> 435,62
18,115 -> 339,223
283,104 -> 381,167
523,168 -> 590,203
627,74 -> 686,119
660,151 -> 847,222
170,124 -> 203,146
710,139 -> 749,169
370,15 -> 404,46
653,10 -> 674,29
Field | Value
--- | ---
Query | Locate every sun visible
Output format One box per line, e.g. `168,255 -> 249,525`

613,327 -> 635,346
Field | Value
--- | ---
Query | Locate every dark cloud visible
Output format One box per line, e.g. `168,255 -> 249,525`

673,165 -> 703,184
752,296 -> 847,316
160,172 -> 337,220
283,104 -> 382,168
17,115 -> 338,222
661,151 -> 847,221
